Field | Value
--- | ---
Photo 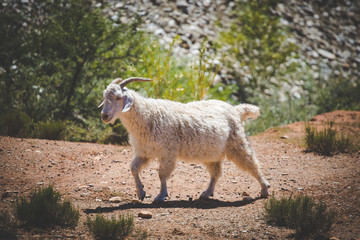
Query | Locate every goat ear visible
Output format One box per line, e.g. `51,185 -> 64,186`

122,95 -> 133,112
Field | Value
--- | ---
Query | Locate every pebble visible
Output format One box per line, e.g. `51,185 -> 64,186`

318,49 -> 336,60
109,196 -> 122,203
138,210 -> 152,219
243,196 -> 253,202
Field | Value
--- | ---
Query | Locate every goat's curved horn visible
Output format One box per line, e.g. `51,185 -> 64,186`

111,78 -> 123,84
119,77 -> 153,88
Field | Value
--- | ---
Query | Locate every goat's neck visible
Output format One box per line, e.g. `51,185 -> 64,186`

119,93 -> 151,138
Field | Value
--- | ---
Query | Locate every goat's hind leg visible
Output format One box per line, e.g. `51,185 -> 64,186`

227,141 -> 270,198
154,157 -> 176,203
200,161 -> 222,199
131,156 -> 149,201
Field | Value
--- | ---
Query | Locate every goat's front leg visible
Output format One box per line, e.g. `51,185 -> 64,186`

131,156 -> 148,201
154,157 -> 176,203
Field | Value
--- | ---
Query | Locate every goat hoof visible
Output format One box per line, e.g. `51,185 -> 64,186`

153,196 -> 166,204
260,188 -> 270,198
139,190 -> 146,201
199,191 -> 213,200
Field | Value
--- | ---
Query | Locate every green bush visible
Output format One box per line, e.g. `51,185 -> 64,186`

0,210 -> 17,239
217,0 -> 318,135
86,214 -> 134,240
264,194 -> 335,239
0,111 -> 33,138
305,121 -> 357,156
34,121 -> 67,140
16,186 -> 79,228
100,121 -> 129,145
316,73 -> 360,113
127,36 -> 218,102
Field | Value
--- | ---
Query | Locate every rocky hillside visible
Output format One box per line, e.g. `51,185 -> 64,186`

103,0 -> 360,84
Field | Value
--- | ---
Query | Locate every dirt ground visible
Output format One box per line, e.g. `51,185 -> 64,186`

1,110 -> 359,240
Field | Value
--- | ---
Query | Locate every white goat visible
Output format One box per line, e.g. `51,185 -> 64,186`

99,77 -> 270,203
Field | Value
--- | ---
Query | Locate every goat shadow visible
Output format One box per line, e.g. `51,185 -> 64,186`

83,197 -> 264,214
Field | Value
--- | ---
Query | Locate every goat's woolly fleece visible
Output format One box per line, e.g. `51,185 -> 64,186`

101,83 -> 270,202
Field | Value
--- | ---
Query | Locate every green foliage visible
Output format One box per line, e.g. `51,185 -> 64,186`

86,214 -> 134,240
127,36 -> 218,102
100,120 -> 129,145
0,0 -> 148,122
264,194 -> 335,239
218,0 -> 317,134
316,74 -> 360,113
305,121 -> 357,156
0,111 -> 33,138
1,1 -> 229,143
0,210 -> 17,239
34,121 -> 67,140
16,186 -> 79,228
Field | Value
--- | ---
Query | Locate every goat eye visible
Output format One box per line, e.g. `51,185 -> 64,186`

115,96 -> 121,101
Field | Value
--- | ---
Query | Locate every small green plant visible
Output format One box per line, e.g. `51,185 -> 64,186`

0,210 -> 17,239
86,214 -> 134,240
34,121 -> 67,140
305,121 -> 357,156
16,186 -> 79,228
0,111 -> 33,138
264,194 -> 335,239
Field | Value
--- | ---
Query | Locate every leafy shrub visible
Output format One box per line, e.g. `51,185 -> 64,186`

217,0 -> 318,135
100,121 -> 129,145
0,210 -> 17,239
305,121 -> 357,156
0,111 -> 33,138
264,194 -> 335,239
34,121 -> 67,140
16,186 -> 79,228
86,214 -> 134,240
128,36 -> 218,102
316,73 -> 360,113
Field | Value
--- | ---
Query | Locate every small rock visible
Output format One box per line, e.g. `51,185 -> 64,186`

318,49 -> 336,60
280,135 -> 289,139
176,0 -> 188,14
138,210 -> 152,219
109,196 -> 122,203
243,196 -> 253,202
131,199 -> 140,203
172,228 -> 184,235
242,191 -> 250,196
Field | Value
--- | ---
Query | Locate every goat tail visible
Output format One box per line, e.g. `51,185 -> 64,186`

236,104 -> 260,121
